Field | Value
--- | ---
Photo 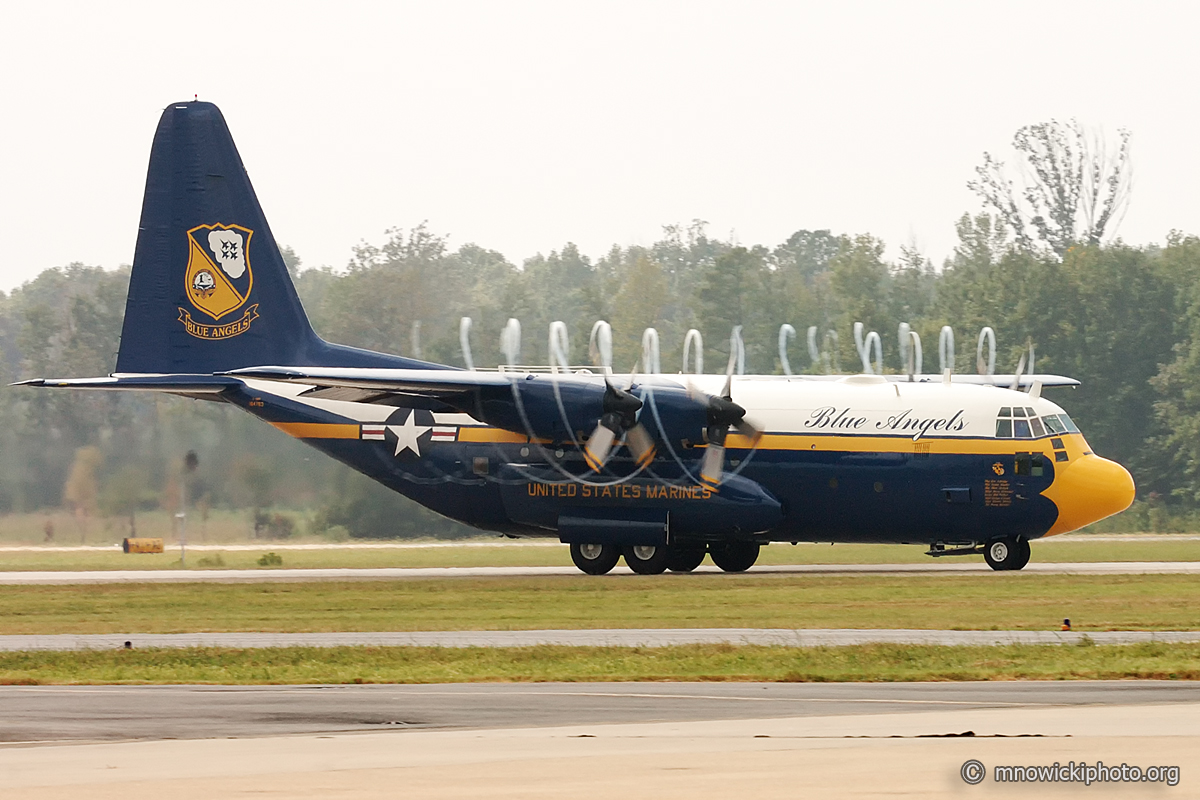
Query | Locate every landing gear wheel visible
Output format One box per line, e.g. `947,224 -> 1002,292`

984,538 -> 1030,571
665,543 -> 707,573
622,544 -> 669,575
709,541 -> 760,573
570,542 -> 620,575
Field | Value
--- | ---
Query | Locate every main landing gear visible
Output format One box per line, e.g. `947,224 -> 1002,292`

568,541 -> 761,575
983,537 -> 1031,571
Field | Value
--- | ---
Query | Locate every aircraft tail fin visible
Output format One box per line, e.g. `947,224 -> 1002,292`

116,101 -> 432,375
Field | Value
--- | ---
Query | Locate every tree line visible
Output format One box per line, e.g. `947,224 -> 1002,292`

2,120 -> 1198,537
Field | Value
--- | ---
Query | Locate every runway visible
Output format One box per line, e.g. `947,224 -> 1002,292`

3,560 -> 1199,584
2,682 -> 1195,799
3,681 -> 1198,743
4,627 -> 1200,651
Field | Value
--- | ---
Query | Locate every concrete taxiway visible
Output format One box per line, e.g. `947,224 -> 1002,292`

2,560 -> 1199,584
1,682 -> 1196,799
4,627 -> 1200,651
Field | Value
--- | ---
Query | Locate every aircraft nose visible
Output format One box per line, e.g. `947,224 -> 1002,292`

1044,454 -> 1136,535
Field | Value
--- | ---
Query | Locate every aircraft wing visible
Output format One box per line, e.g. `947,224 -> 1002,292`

772,373 -> 1080,388
221,366 -> 536,395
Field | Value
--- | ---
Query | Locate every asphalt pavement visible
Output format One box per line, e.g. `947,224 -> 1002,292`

4,680 -> 1198,743
3,627 -> 1200,651
3,560 -> 1199,584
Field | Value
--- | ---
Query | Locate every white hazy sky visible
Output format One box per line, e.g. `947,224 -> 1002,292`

1,1 -> 1197,292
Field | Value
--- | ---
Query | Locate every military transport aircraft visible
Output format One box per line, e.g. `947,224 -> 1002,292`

15,101 -> 1136,575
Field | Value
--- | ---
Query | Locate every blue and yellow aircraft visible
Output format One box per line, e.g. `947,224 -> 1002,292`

16,101 -> 1136,575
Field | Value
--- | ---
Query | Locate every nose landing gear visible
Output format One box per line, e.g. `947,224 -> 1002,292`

983,537 -> 1031,571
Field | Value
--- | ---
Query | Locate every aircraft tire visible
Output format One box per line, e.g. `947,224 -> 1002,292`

1010,538 -> 1031,570
623,544 -> 669,575
709,541 -> 760,573
665,543 -> 707,573
570,543 -> 620,575
983,538 -> 1029,571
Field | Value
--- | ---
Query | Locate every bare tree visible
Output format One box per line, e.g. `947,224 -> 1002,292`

969,120 -> 1131,258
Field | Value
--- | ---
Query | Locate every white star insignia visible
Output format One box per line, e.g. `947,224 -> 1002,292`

388,413 -> 431,457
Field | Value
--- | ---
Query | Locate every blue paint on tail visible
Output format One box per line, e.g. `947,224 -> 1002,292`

116,101 -> 442,375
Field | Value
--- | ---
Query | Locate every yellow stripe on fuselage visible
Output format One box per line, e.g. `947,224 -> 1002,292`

457,427 -> 537,444
725,431 -> 1090,458
270,422 -> 360,439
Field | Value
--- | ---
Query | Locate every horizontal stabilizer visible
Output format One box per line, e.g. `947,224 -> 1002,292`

11,375 -> 243,393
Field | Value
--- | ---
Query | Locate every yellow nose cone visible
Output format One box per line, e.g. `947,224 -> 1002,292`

1043,455 -> 1136,536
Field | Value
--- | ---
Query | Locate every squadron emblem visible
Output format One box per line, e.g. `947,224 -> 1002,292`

178,223 -> 259,339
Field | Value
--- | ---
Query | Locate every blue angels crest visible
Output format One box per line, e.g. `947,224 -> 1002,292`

179,223 -> 259,339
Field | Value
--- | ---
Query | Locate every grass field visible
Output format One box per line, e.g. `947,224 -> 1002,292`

3,573 -> 1199,635
2,536 -> 1200,571
2,642 -> 1199,685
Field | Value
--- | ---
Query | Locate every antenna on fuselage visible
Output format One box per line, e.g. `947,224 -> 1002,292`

853,322 -> 882,375
939,326 -> 955,374
588,321 -> 612,370
459,317 -> 474,370
683,329 -> 703,375
905,329 -> 923,381
779,324 -> 796,376
501,318 -> 521,366
977,326 -> 996,377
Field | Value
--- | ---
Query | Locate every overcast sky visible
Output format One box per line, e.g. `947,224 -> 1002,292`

1,1 -> 1196,292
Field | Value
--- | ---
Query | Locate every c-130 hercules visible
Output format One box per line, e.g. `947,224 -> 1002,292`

16,101 -> 1135,575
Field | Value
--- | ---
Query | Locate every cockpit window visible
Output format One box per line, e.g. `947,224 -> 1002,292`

996,419 -> 1013,438
1011,407 -> 1027,417
1013,419 -> 1032,438
1042,414 -> 1066,434
1029,417 -> 1046,437
1060,414 -> 1080,434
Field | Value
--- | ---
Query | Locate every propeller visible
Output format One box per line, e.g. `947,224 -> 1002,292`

583,378 -> 656,472
697,327 -> 764,487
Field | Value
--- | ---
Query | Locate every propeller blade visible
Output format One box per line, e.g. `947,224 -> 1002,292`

699,443 -> 725,487
625,423 -> 657,468
583,421 -> 617,472
699,424 -> 728,486
733,418 -> 763,446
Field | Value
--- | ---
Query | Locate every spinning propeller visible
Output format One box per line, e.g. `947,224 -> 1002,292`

583,378 -> 657,472
695,327 -> 763,487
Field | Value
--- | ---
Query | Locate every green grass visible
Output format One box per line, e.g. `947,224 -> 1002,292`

3,642 -> 1199,685
3,574 -> 1199,635
3,537 -> 1200,571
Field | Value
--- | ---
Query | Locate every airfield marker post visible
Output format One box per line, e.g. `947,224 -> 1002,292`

179,451 -> 198,568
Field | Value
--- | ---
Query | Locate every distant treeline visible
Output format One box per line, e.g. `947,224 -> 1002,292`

3,215 -> 1200,536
